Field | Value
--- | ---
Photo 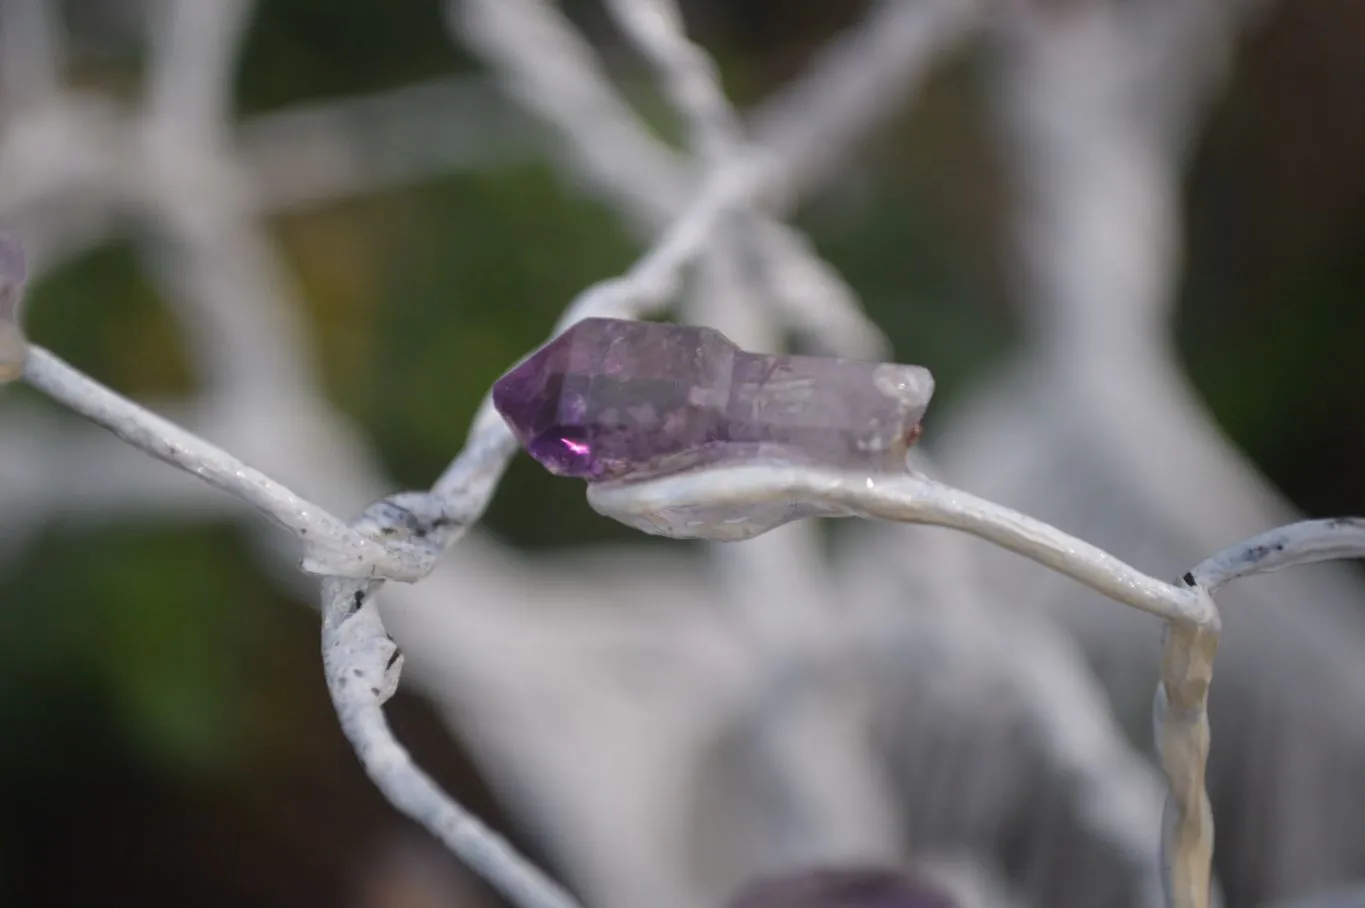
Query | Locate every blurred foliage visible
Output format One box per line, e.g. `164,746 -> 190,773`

24,241 -> 194,396
236,0 -> 468,109
1,0 -> 1362,905
1176,3 -> 1365,516
0,525 -> 272,778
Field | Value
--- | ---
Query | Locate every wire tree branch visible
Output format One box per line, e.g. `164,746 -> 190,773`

589,464 -> 1209,624
136,0 -> 319,400
603,0 -> 913,870
848,511 -> 1168,907
306,154 -> 782,908
0,6 -> 902,894
1149,516 -> 1365,908
747,0 -> 979,203
449,0 -> 691,231
602,0 -> 892,365
450,0 -> 896,359
146,0 -> 254,142
18,345 -> 433,581
1190,519 -> 1365,592
240,76 -> 542,213
0,132 -> 1242,907
321,578 -> 587,908
5,2 -> 1364,908
1153,617 -> 1217,908
602,0 -> 744,162
589,462 -> 1228,908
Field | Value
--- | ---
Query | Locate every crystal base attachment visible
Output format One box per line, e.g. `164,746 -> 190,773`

492,317 -> 934,483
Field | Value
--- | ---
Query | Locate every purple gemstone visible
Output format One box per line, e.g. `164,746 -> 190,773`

492,318 -> 933,482
725,867 -> 956,908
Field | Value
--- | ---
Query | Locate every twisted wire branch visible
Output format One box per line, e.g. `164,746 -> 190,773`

589,465 -> 1208,624
1191,519 -> 1365,592
588,461 -> 1322,908
1154,617 -> 1218,908
605,0 -> 914,869
2,5 -> 912,894
6,3 -> 1364,908
19,346 -> 434,582
14,160 -> 1365,908
451,0 -> 914,359
321,577 -> 586,908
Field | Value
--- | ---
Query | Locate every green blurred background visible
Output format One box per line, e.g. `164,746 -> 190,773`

2,1 -> 1363,905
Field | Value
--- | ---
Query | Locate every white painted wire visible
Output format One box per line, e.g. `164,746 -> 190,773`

1,3 -> 1361,908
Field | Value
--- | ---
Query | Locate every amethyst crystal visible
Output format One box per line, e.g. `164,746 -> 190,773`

492,317 -> 933,482
725,867 -> 956,908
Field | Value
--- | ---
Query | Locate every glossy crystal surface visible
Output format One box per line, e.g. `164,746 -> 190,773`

492,317 -> 933,481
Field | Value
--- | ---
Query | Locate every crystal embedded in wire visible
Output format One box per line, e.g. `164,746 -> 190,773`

492,317 -> 933,481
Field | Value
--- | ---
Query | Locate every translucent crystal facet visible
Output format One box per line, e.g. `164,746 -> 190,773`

492,317 -> 933,481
